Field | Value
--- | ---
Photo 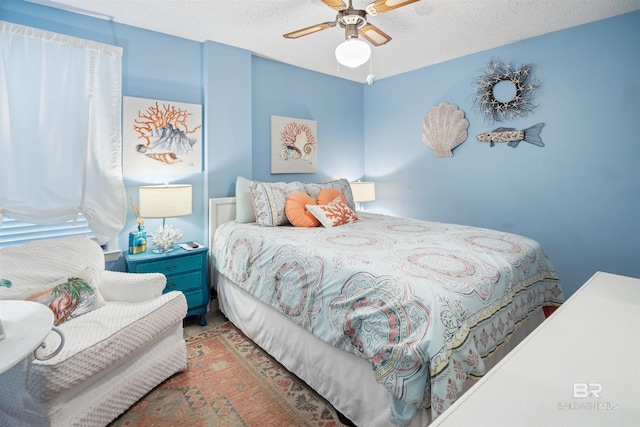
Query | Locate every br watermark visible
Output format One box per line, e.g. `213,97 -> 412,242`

573,383 -> 602,398
557,383 -> 619,411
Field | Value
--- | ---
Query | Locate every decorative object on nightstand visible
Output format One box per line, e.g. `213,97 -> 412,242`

350,181 -> 376,210
138,184 -> 192,253
128,197 -> 147,254
124,245 -> 209,326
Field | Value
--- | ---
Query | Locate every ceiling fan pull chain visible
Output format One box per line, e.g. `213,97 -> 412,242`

366,51 -> 376,85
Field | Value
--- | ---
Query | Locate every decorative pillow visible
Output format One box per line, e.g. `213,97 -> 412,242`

307,197 -> 359,228
317,188 -> 347,206
235,176 -> 256,223
25,267 -> 105,326
250,180 -> 306,226
285,192 -> 320,227
303,178 -> 356,211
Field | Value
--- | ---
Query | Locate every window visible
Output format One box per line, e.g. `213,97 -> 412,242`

0,22 -> 125,252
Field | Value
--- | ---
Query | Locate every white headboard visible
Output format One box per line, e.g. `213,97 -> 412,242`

208,197 -> 237,250
207,197 -> 236,309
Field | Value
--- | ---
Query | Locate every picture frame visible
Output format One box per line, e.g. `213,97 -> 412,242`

122,96 -> 203,174
270,115 -> 317,174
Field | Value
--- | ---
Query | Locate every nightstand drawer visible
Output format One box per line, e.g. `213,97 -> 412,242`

181,289 -> 204,309
164,271 -> 202,293
135,255 -> 202,275
123,245 -> 209,326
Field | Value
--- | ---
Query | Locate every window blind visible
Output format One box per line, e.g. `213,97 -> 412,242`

0,216 -> 94,249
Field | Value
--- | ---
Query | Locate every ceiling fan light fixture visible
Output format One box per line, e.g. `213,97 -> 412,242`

335,38 -> 371,68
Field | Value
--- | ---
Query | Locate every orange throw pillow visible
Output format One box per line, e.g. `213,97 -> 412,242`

285,192 -> 320,227
317,188 -> 347,206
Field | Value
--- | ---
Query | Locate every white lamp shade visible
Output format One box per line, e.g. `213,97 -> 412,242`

350,181 -> 376,203
138,184 -> 192,218
335,39 -> 371,68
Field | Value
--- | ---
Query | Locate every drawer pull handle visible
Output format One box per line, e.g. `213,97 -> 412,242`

165,263 -> 178,271
167,282 -> 177,289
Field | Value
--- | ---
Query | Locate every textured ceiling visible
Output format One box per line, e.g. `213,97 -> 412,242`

39,0 -> 640,83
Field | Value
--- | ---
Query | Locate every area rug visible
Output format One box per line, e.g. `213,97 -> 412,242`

109,321 -> 352,427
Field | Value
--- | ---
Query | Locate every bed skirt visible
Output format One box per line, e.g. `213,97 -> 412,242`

215,272 -> 545,427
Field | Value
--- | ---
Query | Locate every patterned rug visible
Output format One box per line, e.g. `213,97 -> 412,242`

109,321 -> 352,427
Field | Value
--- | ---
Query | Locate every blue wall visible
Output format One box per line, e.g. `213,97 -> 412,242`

204,40 -> 252,199
2,0 -> 638,295
251,57 -> 365,184
364,11 -> 640,296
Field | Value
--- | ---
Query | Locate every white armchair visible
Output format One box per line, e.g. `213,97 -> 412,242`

0,236 -> 188,427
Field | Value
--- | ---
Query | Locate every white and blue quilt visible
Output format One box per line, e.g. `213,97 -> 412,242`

213,212 -> 563,425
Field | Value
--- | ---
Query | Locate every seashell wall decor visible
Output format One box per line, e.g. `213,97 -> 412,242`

421,102 -> 469,157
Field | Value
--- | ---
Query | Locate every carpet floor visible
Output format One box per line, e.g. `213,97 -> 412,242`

109,319 -> 353,427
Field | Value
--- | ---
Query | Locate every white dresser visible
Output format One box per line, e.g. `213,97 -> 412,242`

431,271 -> 640,427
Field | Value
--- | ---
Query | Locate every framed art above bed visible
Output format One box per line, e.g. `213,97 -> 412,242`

270,115 -> 317,174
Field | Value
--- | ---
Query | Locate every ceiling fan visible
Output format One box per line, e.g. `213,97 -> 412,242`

284,0 -> 420,68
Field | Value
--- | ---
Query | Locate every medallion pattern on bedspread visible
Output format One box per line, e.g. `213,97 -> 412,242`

330,272 -> 431,402
463,233 -> 537,274
396,249 -> 500,300
223,228 -> 264,286
266,245 -> 324,329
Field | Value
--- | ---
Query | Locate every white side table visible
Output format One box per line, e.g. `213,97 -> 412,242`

0,300 -> 60,375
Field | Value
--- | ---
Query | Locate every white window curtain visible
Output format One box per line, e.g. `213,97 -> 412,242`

0,21 -> 125,244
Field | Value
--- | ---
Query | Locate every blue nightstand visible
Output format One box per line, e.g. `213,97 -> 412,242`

124,245 -> 209,326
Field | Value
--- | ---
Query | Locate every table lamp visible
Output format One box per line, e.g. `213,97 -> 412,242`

350,181 -> 376,210
139,184 -> 192,252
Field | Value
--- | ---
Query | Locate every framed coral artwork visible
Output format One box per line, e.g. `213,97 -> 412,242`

122,97 -> 202,174
271,115 -> 317,174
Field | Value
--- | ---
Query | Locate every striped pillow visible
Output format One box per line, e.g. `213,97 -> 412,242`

250,180 -> 305,226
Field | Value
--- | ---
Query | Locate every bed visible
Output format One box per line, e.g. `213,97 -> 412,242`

208,181 -> 563,427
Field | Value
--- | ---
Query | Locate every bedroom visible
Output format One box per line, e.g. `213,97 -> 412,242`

0,0 -> 638,425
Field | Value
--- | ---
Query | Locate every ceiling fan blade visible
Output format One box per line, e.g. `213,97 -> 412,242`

322,0 -> 347,11
365,0 -> 420,15
359,24 -> 392,46
283,22 -> 335,39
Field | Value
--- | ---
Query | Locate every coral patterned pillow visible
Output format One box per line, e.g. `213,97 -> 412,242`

285,192 -> 320,227
307,198 -> 359,228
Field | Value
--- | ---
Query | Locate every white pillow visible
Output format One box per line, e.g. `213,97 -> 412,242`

307,197 -> 359,228
235,176 -> 256,223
